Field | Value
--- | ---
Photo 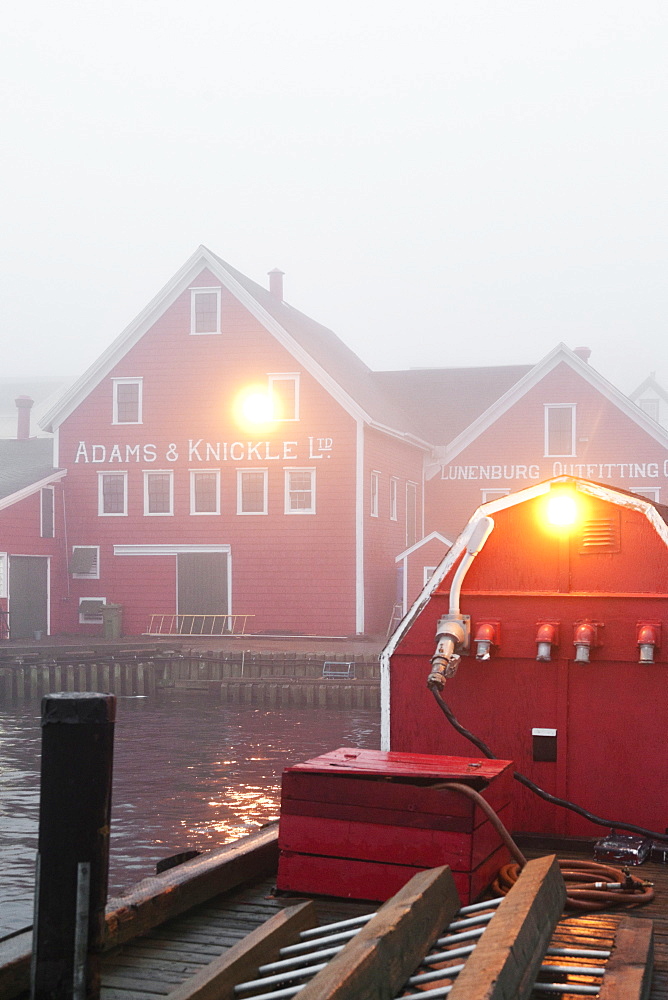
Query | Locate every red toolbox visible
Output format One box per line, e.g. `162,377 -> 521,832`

276,747 -> 514,904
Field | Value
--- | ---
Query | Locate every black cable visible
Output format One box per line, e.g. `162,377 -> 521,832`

429,683 -> 668,843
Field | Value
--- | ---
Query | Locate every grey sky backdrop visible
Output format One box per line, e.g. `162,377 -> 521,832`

1,1 -> 666,394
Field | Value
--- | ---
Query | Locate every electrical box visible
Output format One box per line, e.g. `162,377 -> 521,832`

277,747 -> 514,903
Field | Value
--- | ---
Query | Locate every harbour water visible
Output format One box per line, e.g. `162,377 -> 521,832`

0,693 -> 380,938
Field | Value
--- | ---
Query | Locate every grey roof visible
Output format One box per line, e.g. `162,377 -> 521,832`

0,438 -> 58,501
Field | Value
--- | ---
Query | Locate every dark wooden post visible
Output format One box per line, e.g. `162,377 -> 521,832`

31,693 -> 116,1000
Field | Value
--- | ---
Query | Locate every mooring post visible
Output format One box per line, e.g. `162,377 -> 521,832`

31,692 -> 116,1000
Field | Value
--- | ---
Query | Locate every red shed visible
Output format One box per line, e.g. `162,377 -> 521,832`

383,477 -> 668,841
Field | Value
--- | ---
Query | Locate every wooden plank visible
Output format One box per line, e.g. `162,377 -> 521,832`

296,865 -> 460,1000
165,901 -> 317,1000
448,854 -> 566,1000
598,916 -> 654,1000
288,747 -> 513,784
104,824 -> 278,949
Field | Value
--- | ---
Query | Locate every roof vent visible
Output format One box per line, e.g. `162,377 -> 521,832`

268,268 -> 284,302
15,395 -> 34,440
573,346 -> 591,363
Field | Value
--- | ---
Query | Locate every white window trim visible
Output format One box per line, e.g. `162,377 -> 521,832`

634,487 -> 661,502
389,477 -> 398,521
71,545 -> 100,580
544,404 -> 576,457
284,468 -> 316,515
405,481 -> 418,546
190,469 -> 221,515
190,286 -> 221,335
144,470 -> 174,516
98,471 -> 128,516
79,597 -> 106,625
370,471 -> 380,517
237,468 -> 268,515
112,377 -> 143,425
481,488 -> 510,503
0,552 -> 7,599
268,373 -> 300,421
423,565 -> 437,586
40,486 -> 55,538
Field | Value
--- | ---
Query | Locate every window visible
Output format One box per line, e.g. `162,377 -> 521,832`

633,487 -> 661,502
190,287 -> 221,334
389,478 -> 398,520
370,472 -> 380,517
112,378 -> 143,424
423,566 -> 437,586
190,471 -> 220,514
639,398 -> 660,422
79,598 -> 105,625
70,546 -> 100,579
544,405 -> 576,457
98,473 -> 127,516
285,469 -> 315,514
481,489 -> 510,503
0,553 -> 7,599
238,470 -> 268,514
144,471 -> 173,515
269,374 -> 299,420
41,487 -> 54,538
406,482 -> 417,546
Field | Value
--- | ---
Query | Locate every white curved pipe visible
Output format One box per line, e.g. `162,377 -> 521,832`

448,516 -> 495,616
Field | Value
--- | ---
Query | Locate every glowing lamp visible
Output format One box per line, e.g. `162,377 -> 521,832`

546,493 -> 578,527
240,391 -> 274,424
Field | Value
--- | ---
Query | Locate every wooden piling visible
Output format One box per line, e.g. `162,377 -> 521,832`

31,693 -> 116,1000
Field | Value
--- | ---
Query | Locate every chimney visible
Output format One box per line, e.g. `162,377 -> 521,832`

268,268 -> 284,302
15,396 -> 34,440
573,346 -> 591,364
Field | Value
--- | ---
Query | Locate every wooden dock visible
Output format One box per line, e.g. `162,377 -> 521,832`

2,825 -> 665,999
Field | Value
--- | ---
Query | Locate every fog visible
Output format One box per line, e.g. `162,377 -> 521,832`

1,1 -> 666,393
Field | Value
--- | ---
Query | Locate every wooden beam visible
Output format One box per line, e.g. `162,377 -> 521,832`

165,901 -> 317,1000
448,854 -> 566,1000
104,824 -> 279,949
296,865 -> 461,1000
598,916 -> 654,1000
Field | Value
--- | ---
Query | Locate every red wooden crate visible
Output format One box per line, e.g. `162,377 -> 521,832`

277,748 -> 514,904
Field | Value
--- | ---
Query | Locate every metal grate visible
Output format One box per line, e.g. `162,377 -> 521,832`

579,514 -> 620,553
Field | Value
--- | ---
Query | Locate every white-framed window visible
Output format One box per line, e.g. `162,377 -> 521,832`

389,477 -> 398,521
269,374 -> 300,421
112,377 -> 143,424
634,487 -> 661,502
544,404 -> 576,457
79,597 -> 105,625
70,546 -> 100,579
41,487 -> 54,538
638,398 -> 660,422
98,472 -> 128,516
144,471 -> 174,515
237,469 -> 268,514
0,553 -> 7,599
370,471 -> 380,517
481,489 -> 510,503
190,470 -> 220,514
190,286 -> 221,335
285,468 -> 315,514
423,565 -> 437,586
406,481 -> 418,547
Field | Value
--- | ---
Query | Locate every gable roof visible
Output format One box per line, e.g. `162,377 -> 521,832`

433,343 -> 668,465
0,438 -> 64,507
40,247 -> 431,449
629,373 -> 668,406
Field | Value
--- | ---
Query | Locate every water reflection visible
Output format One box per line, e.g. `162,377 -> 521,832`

0,694 -> 379,938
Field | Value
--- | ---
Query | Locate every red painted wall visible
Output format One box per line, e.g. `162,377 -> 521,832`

57,270 -> 366,636
390,486 -> 668,838
426,361 -> 668,541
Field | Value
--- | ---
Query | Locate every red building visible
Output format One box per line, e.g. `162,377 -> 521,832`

3,248 -> 667,641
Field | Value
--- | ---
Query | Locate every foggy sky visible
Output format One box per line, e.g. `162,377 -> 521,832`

1,1 -> 666,395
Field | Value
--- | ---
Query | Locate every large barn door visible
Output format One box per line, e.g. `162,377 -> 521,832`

9,556 -> 49,639
177,553 -> 228,634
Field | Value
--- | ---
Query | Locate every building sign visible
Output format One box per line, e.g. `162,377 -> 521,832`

73,437 -> 334,464
441,460 -> 668,482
